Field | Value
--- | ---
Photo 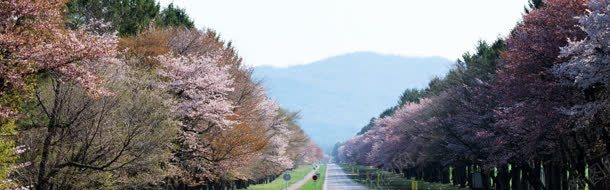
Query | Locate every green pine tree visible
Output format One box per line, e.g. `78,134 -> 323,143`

66,0 -> 160,36
156,3 -> 195,29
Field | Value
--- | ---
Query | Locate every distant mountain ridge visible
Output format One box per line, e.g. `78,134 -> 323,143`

253,52 -> 453,152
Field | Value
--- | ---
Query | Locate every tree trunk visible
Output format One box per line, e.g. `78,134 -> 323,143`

36,126 -> 57,190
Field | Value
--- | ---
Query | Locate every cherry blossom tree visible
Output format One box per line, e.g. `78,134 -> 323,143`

245,108 -> 320,183
491,1 -> 587,188
339,0 -> 610,189
128,28 -> 322,189
339,99 -> 431,168
0,0 -> 118,107
263,111 -> 295,171
553,0 -> 610,186
302,141 -> 324,164
370,99 -> 431,169
208,97 -> 282,185
493,0 -> 586,161
157,54 -> 234,184
1,0 -> 117,186
208,123 -> 267,182
0,0 -> 323,187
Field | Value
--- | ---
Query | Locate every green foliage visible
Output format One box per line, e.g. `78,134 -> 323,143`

378,107 -> 395,118
398,88 -> 425,105
424,77 -> 450,96
457,40 -> 505,83
301,164 -> 326,190
0,74 -> 35,188
0,120 -> 17,189
156,3 -> 195,29
244,165 -> 314,190
423,40 -> 504,97
66,0 -> 160,36
66,0 -> 195,35
357,118 -> 377,135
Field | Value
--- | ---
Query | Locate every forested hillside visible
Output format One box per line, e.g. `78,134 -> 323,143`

254,52 -> 452,151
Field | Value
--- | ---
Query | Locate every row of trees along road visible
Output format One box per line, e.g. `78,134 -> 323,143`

0,0 -> 323,189
335,0 -> 610,189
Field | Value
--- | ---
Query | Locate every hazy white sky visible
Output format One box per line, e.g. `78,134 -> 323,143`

158,0 -> 529,67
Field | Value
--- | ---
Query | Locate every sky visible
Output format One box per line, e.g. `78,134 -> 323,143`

158,0 -> 530,67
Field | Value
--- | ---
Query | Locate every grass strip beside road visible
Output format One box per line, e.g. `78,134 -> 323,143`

245,165 -> 313,190
339,164 -> 467,190
300,164 -> 326,190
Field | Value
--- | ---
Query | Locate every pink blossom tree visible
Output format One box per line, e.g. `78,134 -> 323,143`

0,0 -> 118,115
491,0 -> 587,188
492,0 -> 587,164
1,0 -> 117,185
553,0 -> 610,185
157,54 -> 234,183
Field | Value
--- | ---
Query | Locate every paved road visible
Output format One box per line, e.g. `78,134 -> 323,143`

323,164 -> 369,190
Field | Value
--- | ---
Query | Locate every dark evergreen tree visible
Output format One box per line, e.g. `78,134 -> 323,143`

156,3 -> 195,29
357,118 -> 377,135
398,88 -> 424,105
66,0 -> 160,36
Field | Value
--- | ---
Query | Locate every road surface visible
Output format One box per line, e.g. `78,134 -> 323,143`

323,164 -> 369,190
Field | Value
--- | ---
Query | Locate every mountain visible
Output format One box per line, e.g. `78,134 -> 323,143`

253,52 -> 453,152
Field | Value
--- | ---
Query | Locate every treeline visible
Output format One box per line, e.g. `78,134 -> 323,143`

0,0 -> 322,189
335,0 -> 609,190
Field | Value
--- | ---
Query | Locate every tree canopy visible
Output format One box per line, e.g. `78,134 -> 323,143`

338,1 -> 610,189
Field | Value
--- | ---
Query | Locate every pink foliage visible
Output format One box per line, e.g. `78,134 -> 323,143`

338,99 -> 432,168
158,55 -> 234,130
0,0 -> 118,118
157,54 -> 234,180
492,0 -> 587,163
